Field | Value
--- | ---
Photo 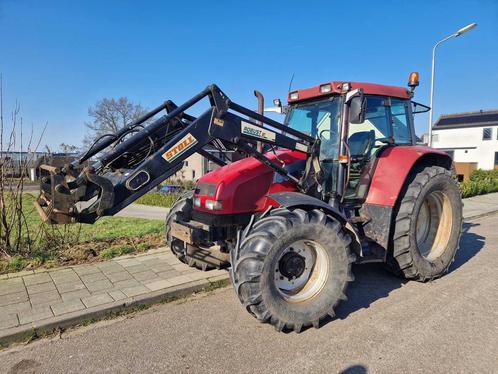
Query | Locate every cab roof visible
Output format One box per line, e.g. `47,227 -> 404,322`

288,81 -> 411,103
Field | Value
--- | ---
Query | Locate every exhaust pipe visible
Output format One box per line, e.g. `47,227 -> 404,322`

254,90 -> 264,153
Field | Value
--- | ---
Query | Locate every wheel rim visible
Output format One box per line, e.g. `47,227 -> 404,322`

274,240 -> 329,303
415,190 -> 453,261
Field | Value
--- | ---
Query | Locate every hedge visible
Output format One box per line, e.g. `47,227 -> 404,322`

135,192 -> 182,208
460,169 -> 498,198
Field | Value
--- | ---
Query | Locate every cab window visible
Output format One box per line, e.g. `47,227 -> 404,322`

285,98 -> 341,160
347,96 -> 390,159
391,99 -> 412,144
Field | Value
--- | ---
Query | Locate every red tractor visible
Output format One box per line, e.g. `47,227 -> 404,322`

37,73 -> 462,332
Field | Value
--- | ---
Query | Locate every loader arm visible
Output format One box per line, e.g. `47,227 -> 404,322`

37,84 -> 317,224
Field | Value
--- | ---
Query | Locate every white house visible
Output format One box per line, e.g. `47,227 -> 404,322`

431,110 -> 498,170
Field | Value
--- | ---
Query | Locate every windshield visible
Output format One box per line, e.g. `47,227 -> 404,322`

285,97 -> 342,160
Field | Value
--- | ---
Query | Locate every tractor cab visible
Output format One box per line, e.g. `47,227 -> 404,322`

283,78 -> 419,205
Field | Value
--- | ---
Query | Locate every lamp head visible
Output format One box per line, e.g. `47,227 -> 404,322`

455,22 -> 477,36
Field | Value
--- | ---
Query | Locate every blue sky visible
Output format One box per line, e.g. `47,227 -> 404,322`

1,0 -> 497,150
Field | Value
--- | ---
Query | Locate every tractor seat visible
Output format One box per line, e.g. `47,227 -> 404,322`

348,130 -> 375,159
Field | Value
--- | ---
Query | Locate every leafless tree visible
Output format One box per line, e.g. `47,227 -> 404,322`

59,143 -> 79,154
83,97 -> 147,147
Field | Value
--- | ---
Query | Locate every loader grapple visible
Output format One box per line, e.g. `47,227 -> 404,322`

35,164 -> 77,224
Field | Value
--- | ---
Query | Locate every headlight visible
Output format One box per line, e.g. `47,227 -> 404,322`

320,83 -> 332,93
289,91 -> 299,101
205,200 -> 223,210
193,197 -> 201,207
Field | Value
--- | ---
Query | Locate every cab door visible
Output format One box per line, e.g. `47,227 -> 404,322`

344,95 -> 391,202
344,96 -> 414,203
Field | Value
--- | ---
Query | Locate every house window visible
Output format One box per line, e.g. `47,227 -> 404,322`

184,161 -> 188,167
483,127 -> 492,140
495,152 -> 498,166
192,170 -> 195,179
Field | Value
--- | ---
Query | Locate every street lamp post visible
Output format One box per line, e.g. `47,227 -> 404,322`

428,22 -> 477,146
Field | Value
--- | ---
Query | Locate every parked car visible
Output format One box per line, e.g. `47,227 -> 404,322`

159,185 -> 182,193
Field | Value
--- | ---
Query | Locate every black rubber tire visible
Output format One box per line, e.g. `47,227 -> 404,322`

165,191 -> 214,271
230,207 -> 355,333
387,166 -> 463,281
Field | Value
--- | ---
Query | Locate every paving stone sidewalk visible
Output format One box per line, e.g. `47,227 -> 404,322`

0,248 -> 227,344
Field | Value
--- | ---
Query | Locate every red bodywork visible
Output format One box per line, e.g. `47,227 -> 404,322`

288,81 -> 411,103
365,145 -> 451,207
194,81 -> 450,217
194,150 -> 304,215
194,145 -> 451,216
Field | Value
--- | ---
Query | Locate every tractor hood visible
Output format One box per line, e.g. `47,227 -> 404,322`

193,150 -> 306,215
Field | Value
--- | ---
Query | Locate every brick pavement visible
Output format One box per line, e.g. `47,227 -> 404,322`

0,248 -> 227,343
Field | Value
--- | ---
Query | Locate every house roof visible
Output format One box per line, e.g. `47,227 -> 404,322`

433,109 -> 498,130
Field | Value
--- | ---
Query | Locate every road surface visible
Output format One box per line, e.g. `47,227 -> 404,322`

1,215 -> 497,373
115,204 -> 169,221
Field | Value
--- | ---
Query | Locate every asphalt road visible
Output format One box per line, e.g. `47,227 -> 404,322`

115,204 -> 169,220
1,215 -> 497,374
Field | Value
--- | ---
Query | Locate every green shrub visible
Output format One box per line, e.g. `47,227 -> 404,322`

135,192 -> 181,208
469,169 -> 498,182
162,178 -> 195,191
136,243 -> 149,252
100,245 -> 134,259
461,169 -> 498,198
7,256 -> 27,271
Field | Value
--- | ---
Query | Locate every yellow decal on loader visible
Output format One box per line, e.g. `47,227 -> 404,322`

162,133 -> 198,163
213,118 -> 224,127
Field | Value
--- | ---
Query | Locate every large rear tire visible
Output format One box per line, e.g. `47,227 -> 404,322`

230,207 -> 354,332
165,191 -> 215,271
387,166 -> 462,281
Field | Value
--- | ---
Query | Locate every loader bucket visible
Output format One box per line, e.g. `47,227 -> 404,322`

35,164 -> 77,224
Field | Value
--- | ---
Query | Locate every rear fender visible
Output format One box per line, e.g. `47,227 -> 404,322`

361,145 -> 452,255
365,146 -> 452,207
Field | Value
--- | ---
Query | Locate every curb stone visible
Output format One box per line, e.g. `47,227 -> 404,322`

463,209 -> 498,222
0,276 -> 229,346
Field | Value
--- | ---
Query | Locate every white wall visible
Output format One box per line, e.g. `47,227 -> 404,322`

172,153 -> 206,181
432,125 -> 498,170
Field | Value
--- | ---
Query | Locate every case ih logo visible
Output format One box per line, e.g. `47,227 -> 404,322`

241,121 -> 276,141
162,133 -> 198,163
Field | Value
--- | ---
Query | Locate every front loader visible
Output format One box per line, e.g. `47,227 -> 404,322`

37,74 -> 462,332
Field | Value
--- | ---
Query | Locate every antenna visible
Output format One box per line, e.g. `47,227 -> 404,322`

288,73 -> 295,92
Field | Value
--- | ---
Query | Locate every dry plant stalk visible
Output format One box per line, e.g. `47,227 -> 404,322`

0,74 -> 46,258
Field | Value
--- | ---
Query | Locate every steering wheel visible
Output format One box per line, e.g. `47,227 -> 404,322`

374,137 -> 394,144
319,129 -> 331,140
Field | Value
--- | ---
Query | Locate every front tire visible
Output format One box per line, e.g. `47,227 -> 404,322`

388,166 -> 463,281
165,191 -> 193,263
230,207 -> 354,332
165,191 -> 215,271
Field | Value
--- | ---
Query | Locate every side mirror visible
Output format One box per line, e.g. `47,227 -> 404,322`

264,106 -> 286,114
347,89 -> 366,124
264,98 -> 287,115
